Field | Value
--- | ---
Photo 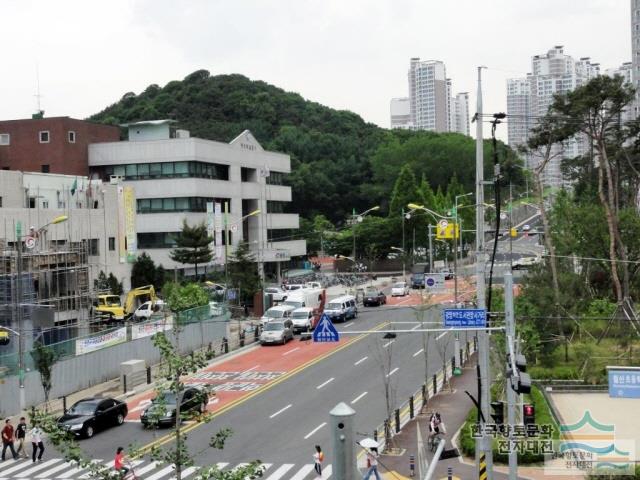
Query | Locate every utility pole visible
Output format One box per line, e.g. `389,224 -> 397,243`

509,182 -> 514,270
504,271 -> 518,480
15,221 -> 26,411
351,208 -> 357,262
475,65 -> 493,479
428,225 -> 433,272
402,207 -> 406,279
224,201 -> 229,287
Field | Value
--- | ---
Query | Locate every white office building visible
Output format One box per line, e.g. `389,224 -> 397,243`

507,46 -> 600,187
88,121 -> 306,281
390,97 -> 413,129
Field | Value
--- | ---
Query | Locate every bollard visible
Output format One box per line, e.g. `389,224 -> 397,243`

122,374 -> 127,393
239,329 -> 245,347
222,337 -> 229,354
395,408 -> 401,433
409,395 -> 414,419
330,402 -> 358,480
373,428 -> 378,443
460,348 -> 464,368
59,396 -> 67,412
447,466 -> 453,480
409,454 -> 415,477
451,355 -> 455,372
433,373 -> 437,394
422,383 -> 428,405
254,323 -> 260,341
146,366 -> 151,384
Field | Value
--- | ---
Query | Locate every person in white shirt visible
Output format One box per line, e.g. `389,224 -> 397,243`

362,447 -> 381,480
29,425 -> 44,463
313,445 -> 324,478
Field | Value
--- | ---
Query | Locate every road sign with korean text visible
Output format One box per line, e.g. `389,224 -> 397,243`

442,309 -> 486,328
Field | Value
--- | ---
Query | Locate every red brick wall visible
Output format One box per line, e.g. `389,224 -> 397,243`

0,117 -> 120,176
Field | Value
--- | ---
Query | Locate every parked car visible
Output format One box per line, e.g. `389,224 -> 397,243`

363,289 -> 386,306
291,307 -> 316,333
265,286 -> 288,302
260,319 -> 294,345
260,305 -> 295,327
522,224 -> 531,232
58,397 -> 127,438
324,295 -> 358,322
391,282 -> 410,297
283,284 -> 305,291
140,387 -> 208,428
133,300 -> 165,321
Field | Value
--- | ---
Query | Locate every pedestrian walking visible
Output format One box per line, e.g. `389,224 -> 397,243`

29,424 -> 44,462
15,418 -> 28,459
313,445 -> 324,478
1,419 -> 18,461
362,447 -> 382,480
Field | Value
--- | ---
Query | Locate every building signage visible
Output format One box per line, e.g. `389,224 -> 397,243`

131,318 -> 173,340
442,309 -> 486,328
117,186 -> 127,263
76,327 -> 127,355
607,367 -> 640,398
214,202 -> 224,265
123,186 -> 137,262
261,249 -> 291,262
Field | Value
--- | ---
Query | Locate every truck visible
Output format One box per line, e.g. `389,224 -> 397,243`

92,285 -> 158,322
410,263 -> 430,289
283,288 -> 323,310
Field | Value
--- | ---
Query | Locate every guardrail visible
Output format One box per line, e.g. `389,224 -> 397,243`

371,337 -> 477,452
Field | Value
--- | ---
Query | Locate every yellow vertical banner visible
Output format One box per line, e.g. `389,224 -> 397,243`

117,186 -> 126,263
123,186 -> 137,262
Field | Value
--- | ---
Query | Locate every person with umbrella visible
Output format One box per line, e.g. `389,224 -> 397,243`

358,438 -> 382,480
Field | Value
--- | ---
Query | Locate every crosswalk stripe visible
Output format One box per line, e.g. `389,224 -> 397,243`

145,464 -> 176,480
264,464 -> 294,480
79,460 -> 112,479
1,460 -> 37,476
168,465 -> 197,480
323,465 -> 332,478
289,464 -> 314,480
131,461 -> 158,477
35,461 -> 75,478
16,458 -> 62,477
57,459 -> 102,478
0,460 -> 19,472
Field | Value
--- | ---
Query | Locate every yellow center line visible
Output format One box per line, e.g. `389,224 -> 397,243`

137,321 -> 390,454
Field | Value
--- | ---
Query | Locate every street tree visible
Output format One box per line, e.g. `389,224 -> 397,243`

227,242 -> 261,304
30,341 -> 57,410
132,252 -> 166,288
371,331 -> 398,450
170,220 -> 213,279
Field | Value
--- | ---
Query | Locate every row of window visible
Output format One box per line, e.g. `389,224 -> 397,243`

137,197 -> 231,213
101,161 -> 230,181
266,201 -> 290,214
0,131 -> 76,146
137,232 -> 231,249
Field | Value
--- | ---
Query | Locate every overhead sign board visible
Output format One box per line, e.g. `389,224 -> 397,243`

607,367 -> 640,398
443,309 -> 486,328
313,313 -> 340,343
424,273 -> 445,292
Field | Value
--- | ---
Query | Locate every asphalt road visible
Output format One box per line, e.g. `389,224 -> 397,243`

61,303 -> 456,470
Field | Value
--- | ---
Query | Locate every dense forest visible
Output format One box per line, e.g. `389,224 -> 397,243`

90,69 -> 523,224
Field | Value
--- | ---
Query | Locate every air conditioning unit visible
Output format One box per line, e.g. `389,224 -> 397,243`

176,129 -> 190,139
110,175 -> 124,184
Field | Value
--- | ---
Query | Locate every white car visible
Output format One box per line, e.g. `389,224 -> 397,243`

133,300 -> 165,320
291,307 -> 315,333
522,224 -> 531,232
391,282 -> 410,297
264,287 -> 287,302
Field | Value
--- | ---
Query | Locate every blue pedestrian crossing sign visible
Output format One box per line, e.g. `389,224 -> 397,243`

313,313 -> 340,342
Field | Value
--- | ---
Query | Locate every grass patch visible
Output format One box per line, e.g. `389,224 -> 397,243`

459,385 -> 559,465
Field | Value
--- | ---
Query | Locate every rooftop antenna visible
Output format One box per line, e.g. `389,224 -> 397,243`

33,62 -> 44,119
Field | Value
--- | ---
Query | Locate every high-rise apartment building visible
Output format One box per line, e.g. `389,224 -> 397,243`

605,62 -> 636,124
390,59 -> 469,135
507,46 -> 599,187
390,97 -> 412,129
632,0 -> 640,117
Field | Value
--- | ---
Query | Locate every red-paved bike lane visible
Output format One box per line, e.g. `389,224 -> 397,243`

125,338 -> 351,421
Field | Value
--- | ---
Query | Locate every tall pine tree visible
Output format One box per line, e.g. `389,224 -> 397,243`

169,220 -> 213,278
388,164 -> 420,217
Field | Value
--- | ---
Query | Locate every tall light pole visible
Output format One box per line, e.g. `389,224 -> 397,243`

453,193 -> 473,304
351,206 -> 379,262
390,246 -> 406,278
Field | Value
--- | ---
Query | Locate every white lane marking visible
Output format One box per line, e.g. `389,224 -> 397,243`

386,367 -> 399,377
242,364 -> 260,373
129,398 -> 153,413
354,356 -> 368,365
437,329 -> 451,340
264,464 -> 294,480
216,462 -> 230,469
413,348 -> 424,357
36,460 -> 75,478
351,391 -> 368,404
130,461 -> 158,477
16,459 -> 62,477
342,322 -> 353,328
57,459 -> 102,478
0,459 -> 18,472
283,347 -> 300,356
290,464 -> 315,480
270,404 -> 293,418
1,460 -> 34,476
304,422 -> 327,439
383,340 -> 395,348
168,465 -> 198,479
323,464 -> 333,478
411,324 -> 420,331
316,377 -> 334,389
146,464 -> 177,480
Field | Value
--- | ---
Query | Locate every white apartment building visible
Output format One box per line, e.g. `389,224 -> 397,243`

390,97 -> 413,129
631,0 -> 640,117
506,78 -> 531,155
88,121 -> 306,281
408,58 -> 449,132
605,62 -> 636,125
507,46 -> 600,187
450,92 -> 470,136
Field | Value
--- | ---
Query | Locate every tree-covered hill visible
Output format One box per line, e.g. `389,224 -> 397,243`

90,69 -> 522,223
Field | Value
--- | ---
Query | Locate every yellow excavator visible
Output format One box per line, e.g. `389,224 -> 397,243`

93,285 -> 157,322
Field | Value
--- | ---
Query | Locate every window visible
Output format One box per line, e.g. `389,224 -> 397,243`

68,131 -> 76,143
41,164 -> 50,173
108,237 -> 115,251
0,197 -> 2,207
39,131 -> 50,143
0,134 -> 9,145
89,239 -> 99,256
137,232 -> 179,249
29,197 -> 36,209
266,171 -> 286,185
42,201 -> 48,209
136,197 -> 230,213
267,201 -> 289,213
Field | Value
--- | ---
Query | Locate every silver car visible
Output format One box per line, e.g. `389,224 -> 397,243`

260,319 -> 294,345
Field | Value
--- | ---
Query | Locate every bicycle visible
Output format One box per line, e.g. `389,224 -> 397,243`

428,431 -> 444,452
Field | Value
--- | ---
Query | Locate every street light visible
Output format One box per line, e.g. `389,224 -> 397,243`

351,206 -> 379,262
390,246 -> 406,278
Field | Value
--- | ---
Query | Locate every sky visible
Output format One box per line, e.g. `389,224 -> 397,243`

1,0 -> 632,141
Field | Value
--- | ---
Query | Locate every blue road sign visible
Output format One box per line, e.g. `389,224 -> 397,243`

426,277 -> 435,287
608,369 -> 640,398
442,309 -> 486,328
313,313 -> 340,342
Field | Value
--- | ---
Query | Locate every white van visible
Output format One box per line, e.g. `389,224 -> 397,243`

291,307 -> 316,333
324,295 -> 358,323
260,305 -> 295,327
283,288 -> 323,310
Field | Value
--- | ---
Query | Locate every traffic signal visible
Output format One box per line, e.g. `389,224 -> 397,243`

491,401 -> 504,425
0,330 -> 9,346
523,404 -> 535,425
507,353 -> 531,394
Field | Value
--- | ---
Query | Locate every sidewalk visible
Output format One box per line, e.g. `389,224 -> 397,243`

376,355 -> 544,480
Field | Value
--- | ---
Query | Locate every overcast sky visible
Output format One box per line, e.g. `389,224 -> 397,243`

1,0 -> 632,141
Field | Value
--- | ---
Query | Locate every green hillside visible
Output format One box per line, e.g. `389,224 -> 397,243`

90,69 -> 523,223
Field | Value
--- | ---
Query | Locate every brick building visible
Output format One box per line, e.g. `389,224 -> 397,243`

0,117 -> 120,176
